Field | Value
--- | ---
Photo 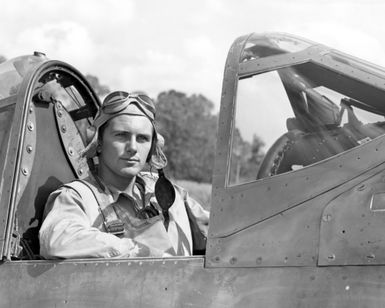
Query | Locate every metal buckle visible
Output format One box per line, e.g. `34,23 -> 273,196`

104,220 -> 125,236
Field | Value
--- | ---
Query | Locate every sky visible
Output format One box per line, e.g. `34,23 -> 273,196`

1,0 -> 385,111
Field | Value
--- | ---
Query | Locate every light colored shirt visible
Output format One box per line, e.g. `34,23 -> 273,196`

39,172 -> 209,259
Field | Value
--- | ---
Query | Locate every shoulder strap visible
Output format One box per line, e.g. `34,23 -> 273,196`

64,180 -> 101,207
67,180 -> 125,235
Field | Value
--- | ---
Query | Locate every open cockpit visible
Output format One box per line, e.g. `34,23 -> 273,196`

0,54 -> 99,260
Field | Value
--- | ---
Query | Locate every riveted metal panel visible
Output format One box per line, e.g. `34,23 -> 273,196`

238,45 -> 327,78
54,101 -> 89,179
16,102 -> 37,206
207,163 -> 385,268
209,33 -> 250,239
2,258 -> 385,307
209,130 -> 385,239
15,101 -> 76,256
319,171 -> 385,265
0,56 -> 47,258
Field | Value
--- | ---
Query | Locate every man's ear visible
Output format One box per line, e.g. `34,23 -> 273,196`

96,143 -> 102,154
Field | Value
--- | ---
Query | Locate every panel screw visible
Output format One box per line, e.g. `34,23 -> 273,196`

367,254 -> 375,261
57,110 -> 63,117
27,122 -> 34,131
327,254 -> 335,261
61,125 -> 67,133
68,147 -> 74,156
78,168 -> 83,176
229,257 -> 237,265
26,145 -> 33,153
21,168 -> 29,176
322,214 -> 332,222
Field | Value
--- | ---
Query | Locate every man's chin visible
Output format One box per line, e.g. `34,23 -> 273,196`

119,167 -> 142,178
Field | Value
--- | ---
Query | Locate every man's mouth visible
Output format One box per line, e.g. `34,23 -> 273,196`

122,158 -> 140,163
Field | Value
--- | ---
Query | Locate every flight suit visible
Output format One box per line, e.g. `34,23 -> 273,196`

39,172 -> 209,259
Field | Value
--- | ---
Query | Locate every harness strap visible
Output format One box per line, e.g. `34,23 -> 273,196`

66,180 -> 125,236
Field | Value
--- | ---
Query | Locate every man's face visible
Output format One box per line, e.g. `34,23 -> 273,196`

98,114 -> 153,186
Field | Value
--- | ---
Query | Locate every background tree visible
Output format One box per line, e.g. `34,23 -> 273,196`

85,74 -> 110,98
156,90 -> 217,182
0,54 -> 269,190
242,134 -> 265,179
229,131 -> 265,184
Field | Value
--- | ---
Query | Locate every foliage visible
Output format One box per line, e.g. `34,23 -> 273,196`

0,52 -> 265,186
156,90 -> 217,183
0,51 -> 266,187
229,131 -> 265,184
85,74 -> 110,98
174,179 -> 211,210
156,89 -> 265,184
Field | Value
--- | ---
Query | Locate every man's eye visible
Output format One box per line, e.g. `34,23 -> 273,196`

114,132 -> 127,138
137,135 -> 151,143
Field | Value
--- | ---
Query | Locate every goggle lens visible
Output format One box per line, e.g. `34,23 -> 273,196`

102,91 -> 155,117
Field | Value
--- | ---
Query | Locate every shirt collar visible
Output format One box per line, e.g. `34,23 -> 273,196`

94,173 -> 151,205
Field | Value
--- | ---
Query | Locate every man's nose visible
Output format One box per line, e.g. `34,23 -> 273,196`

126,137 -> 137,153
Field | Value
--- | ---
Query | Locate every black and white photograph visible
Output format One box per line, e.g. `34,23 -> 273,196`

0,0 -> 385,307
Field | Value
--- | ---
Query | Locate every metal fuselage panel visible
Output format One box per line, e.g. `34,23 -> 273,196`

1,259 -> 385,308
207,32 -> 385,269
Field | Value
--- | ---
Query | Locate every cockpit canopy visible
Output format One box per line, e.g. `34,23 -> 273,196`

207,33 -> 385,268
228,33 -> 385,185
0,53 -> 99,259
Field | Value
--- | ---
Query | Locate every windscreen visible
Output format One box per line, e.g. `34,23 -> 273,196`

229,61 -> 385,186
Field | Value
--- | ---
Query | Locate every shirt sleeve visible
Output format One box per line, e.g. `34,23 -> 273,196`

175,185 -> 210,237
39,187 -> 165,259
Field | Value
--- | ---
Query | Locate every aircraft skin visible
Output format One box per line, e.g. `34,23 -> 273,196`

2,33 -> 385,307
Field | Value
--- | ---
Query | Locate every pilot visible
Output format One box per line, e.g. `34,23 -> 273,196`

39,91 -> 209,259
